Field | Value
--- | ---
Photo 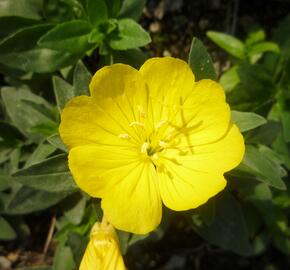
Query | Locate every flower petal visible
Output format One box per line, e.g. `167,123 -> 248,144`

90,64 -> 149,131
178,124 -> 245,173
59,95 -> 137,149
101,161 -> 162,234
68,145 -> 140,197
158,124 -> 244,211
169,79 -> 231,145
139,57 -> 195,123
158,161 -> 226,211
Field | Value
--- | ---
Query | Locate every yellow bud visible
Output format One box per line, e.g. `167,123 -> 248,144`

79,221 -> 126,270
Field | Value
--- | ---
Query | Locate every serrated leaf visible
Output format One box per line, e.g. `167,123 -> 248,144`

188,37 -> 216,80
231,110 -> 267,132
192,193 -> 251,255
38,20 -> 93,54
87,0 -> 108,27
109,19 -> 151,50
53,76 -> 75,112
207,31 -> 245,59
0,217 -> 16,240
118,0 -> 145,20
13,154 -> 77,193
73,61 -> 92,96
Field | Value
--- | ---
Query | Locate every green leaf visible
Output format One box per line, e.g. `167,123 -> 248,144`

87,0 -> 108,27
63,193 -> 87,225
118,0 -> 145,20
219,65 -> 240,92
237,146 -> 286,190
73,61 -> 92,96
281,110 -> 290,143
231,110 -> 267,132
248,42 -> 280,56
0,25 -> 78,73
0,217 -> 16,240
188,37 -> 217,80
53,76 -> 75,113
192,193 -> 251,255
104,0 -> 121,17
245,29 -> 265,46
1,87 -> 56,141
13,154 -> 77,193
7,186 -> 70,214
109,19 -> 151,50
88,28 -> 104,44
0,0 -> 43,20
38,20 -> 93,54
25,141 -> 56,167
0,16 -> 38,40
47,134 -> 68,152
31,122 -> 58,136
112,48 -> 147,69
53,245 -> 76,270
67,233 -> 88,267
0,121 -> 23,147
0,24 -> 52,54
207,31 -> 245,59
0,171 -> 10,191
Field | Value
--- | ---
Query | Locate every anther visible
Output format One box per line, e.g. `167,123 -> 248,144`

137,106 -> 147,118
159,140 -> 168,148
141,142 -> 150,154
130,121 -> 145,128
152,153 -> 159,161
118,134 -> 130,139
156,120 -> 167,129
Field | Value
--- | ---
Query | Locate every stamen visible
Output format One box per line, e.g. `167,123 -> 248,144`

156,120 -> 167,129
118,133 -> 131,139
141,142 -> 150,154
138,106 -> 147,118
159,140 -> 168,148
130,121 -> 145,128
152,153 -> 159,161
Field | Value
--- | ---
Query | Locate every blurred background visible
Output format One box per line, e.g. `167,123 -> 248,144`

0,0 -> 290,269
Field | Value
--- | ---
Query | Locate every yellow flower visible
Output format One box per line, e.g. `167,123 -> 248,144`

80,221 -> 126,270
60,57 -> 245,234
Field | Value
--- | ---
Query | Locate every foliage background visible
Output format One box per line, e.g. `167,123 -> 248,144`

0,0 -> 290,269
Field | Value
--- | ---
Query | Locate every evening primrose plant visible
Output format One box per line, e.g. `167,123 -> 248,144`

59,57 -> 245,235
1,10 -> 290,269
